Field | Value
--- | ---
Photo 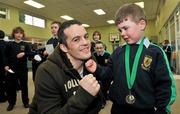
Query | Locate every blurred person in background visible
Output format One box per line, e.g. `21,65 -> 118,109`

0,30 -> 7,103
162,40 -> 172,66
4,27 -> 31,111
43,21 -> 61,56
94,41 -> 111,108
91,31 -> 101,53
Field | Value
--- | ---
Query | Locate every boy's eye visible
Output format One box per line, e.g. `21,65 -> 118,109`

118,29 -> 122,33
124,27 -> 128,30
123,26 -> 129,31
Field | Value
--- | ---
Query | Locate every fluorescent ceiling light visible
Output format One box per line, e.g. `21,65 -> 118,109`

135,2 -> 144,8
60,15 -> 74,20
93,9 -> 106,15
107,20 -> 115,24
24,0 -> 45,9
82,24 -> 90,27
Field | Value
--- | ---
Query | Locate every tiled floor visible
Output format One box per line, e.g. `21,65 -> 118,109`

0,72 -> 179,114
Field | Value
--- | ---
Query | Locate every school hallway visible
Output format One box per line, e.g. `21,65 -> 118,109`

0,71 -> 180,114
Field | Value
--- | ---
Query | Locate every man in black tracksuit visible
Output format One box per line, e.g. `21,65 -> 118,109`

29,20 -> 102,114
86,4 -> 176,114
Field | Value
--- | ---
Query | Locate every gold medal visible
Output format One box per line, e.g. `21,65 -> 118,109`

125,94 -> 135,104
125,38 -> 145,105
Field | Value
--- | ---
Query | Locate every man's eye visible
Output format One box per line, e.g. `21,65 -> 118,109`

84,35 -> 89,39
73,38 -> 79,42
73,39 -> 77,42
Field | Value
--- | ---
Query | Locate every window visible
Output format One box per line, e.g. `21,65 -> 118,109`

19,13 -> 45,28
0,7 -> 9,19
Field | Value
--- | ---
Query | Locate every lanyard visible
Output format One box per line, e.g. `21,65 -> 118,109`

125,38 -> 144,89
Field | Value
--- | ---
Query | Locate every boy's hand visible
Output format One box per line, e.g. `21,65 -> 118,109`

43,50 -> 49,56
16,52 -> 25,58
85,59 -> 97,73
4,66 -> 10,71
79,74 -> 100,96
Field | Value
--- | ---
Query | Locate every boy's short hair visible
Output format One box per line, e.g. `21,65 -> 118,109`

58,20 -> 82,47
115,3 -> 147,25
95,41 -> 104,46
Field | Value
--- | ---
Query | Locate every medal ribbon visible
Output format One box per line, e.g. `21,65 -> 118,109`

125,38 -> 145,89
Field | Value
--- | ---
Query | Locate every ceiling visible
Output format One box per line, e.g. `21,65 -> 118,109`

0,0 -> 164,27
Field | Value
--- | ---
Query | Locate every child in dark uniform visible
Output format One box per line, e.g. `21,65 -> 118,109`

86,3 -> 176,114
0,30 -> 7,103
4,27 -> 31,111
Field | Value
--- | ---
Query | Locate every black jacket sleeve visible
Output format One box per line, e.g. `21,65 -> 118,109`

154,48 -> 176,113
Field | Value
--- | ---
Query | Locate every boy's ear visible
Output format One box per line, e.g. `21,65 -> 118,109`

60,44 -> 68,53
139,20 -> 146,30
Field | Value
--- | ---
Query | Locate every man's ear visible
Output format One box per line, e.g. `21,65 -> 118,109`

139,20 -> 146,31
60,44 -> 68,53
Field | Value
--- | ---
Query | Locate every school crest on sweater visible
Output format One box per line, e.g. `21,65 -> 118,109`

141,55 -> 152,71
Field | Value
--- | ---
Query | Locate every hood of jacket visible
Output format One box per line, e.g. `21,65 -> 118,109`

47,46 -> 82,79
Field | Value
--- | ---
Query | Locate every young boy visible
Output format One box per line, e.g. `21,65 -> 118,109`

4,27 -> 31,111
86,3 -> 176,114
91,31 -> 102,53
43,21 -> 61,56
47,21 -> 61,48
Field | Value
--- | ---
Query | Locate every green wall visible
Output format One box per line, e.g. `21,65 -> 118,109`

156,0 -> 179,43
1,0 -> 179,52
0,3 -> 52,40
157,0 -> 179,32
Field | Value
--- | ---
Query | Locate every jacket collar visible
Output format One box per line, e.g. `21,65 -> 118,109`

122,37 -> 150,48
47,46 -> 82,79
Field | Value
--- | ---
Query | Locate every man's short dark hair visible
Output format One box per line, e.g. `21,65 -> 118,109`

58,20 -> 82,47
0,30 -> 5,39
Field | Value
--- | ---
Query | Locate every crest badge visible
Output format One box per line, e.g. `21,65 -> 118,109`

141,55 -> 152,71
104,59 -> 108,64
20,45 -> 25,51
